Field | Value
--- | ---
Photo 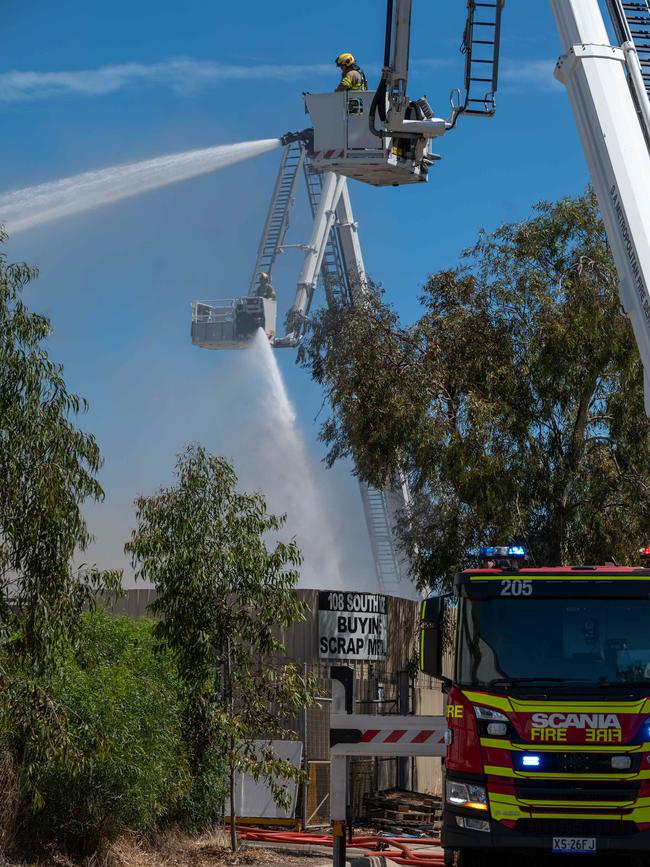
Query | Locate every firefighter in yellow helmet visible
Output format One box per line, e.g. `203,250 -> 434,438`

256,272 -> 276,300
335,53 -> 368,92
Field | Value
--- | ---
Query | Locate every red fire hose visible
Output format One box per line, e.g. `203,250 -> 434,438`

237,827 -> 445,866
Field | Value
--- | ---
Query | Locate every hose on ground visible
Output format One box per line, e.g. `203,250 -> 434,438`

236,827 -> 444,866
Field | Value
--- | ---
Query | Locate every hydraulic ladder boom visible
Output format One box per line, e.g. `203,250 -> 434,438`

256,144 -> 416,596
275,161 -> 416,596
552,0 -> 650,413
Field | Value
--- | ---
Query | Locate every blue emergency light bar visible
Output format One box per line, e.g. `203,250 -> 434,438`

479,545 -> 527,560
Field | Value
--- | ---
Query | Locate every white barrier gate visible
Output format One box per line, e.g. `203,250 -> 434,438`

329,713 -> 449,867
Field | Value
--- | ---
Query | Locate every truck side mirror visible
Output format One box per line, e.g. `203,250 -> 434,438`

419,596 -> 444,678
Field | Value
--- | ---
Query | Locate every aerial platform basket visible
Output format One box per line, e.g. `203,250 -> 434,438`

191,297 -> 276,350
304,91 -> 441,187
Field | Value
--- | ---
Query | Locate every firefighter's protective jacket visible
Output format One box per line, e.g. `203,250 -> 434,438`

336,65 -> 368,91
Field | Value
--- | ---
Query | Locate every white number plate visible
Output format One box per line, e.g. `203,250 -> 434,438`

552,837 -> 596,854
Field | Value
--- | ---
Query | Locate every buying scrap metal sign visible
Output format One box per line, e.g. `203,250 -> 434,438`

318,592 -> 387,660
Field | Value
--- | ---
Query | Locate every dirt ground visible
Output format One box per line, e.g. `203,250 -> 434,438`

109,831 -> 329,867
6,829 -> 332,867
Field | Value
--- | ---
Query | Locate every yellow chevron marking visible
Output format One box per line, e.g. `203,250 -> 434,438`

489,795 -> 526,822
463,691 -> 511,711
490,791 -> 650,823
529,811 -> 628,820
479,738 -> 648,753
510,697 -> 647,714
461,690 -> 649,715
484,764 -> 650,781
469,575 -> 650,581
631,804 -> 650,822
419,620 -> 424,666
518,797 -> 635,808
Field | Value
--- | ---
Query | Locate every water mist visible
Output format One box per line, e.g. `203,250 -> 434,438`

0,138 -> 280,234
245,329 -> 343,590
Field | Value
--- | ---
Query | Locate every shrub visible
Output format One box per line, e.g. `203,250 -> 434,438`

10,610 -> 194,853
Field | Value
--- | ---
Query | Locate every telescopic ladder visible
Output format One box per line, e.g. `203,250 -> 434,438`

248,141 -> 305,295
460,0 -> 506,116
608,0 -> 650,99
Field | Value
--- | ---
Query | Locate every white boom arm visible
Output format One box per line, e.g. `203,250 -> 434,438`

552,0 -> 650,412
283,172 -> 347,342
381,0 -> 448,139
282,165 -> 416,597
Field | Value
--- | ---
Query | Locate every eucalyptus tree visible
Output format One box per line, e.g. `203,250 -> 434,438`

0,230 -> 120,831
126,444 -> 314,848
300,189 -> 650,589
0,230 -> 119,663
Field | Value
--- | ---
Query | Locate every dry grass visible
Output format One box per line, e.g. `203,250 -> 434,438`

107,828 -> 325,867
3,828 -> 327,867
1,823 -> 333,867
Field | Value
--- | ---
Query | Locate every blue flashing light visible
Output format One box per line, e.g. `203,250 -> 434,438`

478,545 -> 527,559
507,546 -> 526,559
479,546 -> 499,558
522,755 -> 541,768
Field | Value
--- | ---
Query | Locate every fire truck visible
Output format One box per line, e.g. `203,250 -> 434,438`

421,548 -> 650,864
316,0 -> 650,859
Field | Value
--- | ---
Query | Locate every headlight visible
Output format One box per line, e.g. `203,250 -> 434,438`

446,780 -> 488,810
474,706 -> 508,722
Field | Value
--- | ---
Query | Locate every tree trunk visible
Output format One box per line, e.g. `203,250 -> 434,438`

229,750 -> 237,852
226,640 -> 238,852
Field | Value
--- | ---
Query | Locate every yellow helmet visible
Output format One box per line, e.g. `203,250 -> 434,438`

335,53 -> 355,69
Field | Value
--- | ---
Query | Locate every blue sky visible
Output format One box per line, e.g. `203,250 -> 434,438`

0,0 -> 597,591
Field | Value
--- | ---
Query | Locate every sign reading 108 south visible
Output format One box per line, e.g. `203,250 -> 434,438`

318,592 -> 387,660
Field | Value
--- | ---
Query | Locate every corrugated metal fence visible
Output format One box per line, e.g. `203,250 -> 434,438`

110,588 -> 444,821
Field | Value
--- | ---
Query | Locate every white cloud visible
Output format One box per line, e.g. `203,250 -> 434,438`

500,58 -> 562,92
0,56 -> 460,103
0,58 -> 334,102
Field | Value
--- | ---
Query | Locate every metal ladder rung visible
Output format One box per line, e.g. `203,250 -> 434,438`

462,0 -> 503,115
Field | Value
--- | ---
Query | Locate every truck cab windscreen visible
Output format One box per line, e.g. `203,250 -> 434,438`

458,597 -> 650,689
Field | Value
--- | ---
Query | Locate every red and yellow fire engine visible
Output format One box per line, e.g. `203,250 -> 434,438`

421,547 -> 650,865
